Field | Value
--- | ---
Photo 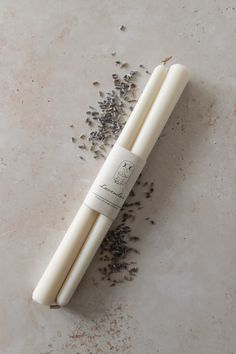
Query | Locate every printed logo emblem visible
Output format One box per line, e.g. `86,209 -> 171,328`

113,160 -> 134,185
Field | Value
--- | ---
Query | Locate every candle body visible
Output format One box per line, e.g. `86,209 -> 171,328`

33,65 -> 167,305
57,216 -> 112,305
56,64 -> 190,306
32,205 -> 97,305
116,65 -> 167,149
132,64 -> 190,159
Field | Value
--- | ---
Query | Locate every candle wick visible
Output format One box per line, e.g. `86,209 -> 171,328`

161,56 -> 173,65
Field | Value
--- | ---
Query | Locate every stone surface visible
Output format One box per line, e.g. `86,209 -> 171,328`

1,1 -> 236,353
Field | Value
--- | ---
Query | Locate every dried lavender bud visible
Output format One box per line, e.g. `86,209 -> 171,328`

129,267 -> 138,274
130,190 -> 135,197
120,25 -> 126,31
98,173 -> 156,284
129,236 -> 140,241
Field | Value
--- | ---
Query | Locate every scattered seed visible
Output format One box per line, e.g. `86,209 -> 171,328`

92,81 -> 99,86
69,124 -> 74,128
120,25 -> 126,31
111,51 -> 116,56
72,137 -> 77,143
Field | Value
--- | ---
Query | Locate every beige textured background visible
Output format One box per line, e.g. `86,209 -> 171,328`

1,1 -> 236,353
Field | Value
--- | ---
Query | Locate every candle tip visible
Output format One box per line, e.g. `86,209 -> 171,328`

169,64 -> 191,80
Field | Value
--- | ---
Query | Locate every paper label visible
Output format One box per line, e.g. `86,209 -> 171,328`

84,145 -> 146,220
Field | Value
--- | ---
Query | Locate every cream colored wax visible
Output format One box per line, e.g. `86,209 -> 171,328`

32,205 -> 97,305
56,64 -> 190,306
32,65 -> 167,305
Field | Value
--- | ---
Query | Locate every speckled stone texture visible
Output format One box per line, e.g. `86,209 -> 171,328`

1,1 -> 236,353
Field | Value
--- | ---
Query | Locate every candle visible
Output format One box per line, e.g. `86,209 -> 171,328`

116,65 -> 168,149
132,64 -> 189,160
32,65 -> 167,305
32,204 -> 97,305
57,216 -> 112,306
56,64 -> 190,306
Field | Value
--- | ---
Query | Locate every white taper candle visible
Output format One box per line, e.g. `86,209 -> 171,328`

56,64 -> 190,306
32,65 -> 167,305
